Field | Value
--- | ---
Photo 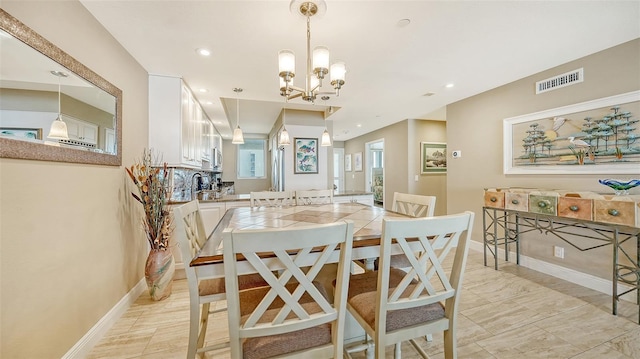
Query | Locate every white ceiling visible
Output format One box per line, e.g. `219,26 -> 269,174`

79,0 -> 640,141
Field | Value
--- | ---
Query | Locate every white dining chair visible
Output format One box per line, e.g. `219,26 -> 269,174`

250,190 -> 294,208
295,189 -> 334,205
392,192 -> 436,218
389,193 -> 436,262
223,220 -> 354,358
345,211 -> 475,359
389,193 -> 438,343
174,200 -> 268,359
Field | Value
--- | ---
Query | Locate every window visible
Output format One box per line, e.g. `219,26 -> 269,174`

372,149 -> 384,168
237,139 -> 266,179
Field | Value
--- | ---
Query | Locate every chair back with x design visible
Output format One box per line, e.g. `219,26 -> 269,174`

392,192 -> 436,218
223,220 -> 354,358
346,211 -> 474,359
250,191 -> 294,208
295,189 -> 334,205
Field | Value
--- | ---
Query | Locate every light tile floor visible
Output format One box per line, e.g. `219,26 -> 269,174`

87,251 -> 640,358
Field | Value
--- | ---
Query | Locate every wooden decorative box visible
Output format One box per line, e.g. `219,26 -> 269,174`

594,196 -> 638,227
529,191 -> 559,216
484,188 -> 505,208
557,193 -> 593,221
505,192 -> 529,211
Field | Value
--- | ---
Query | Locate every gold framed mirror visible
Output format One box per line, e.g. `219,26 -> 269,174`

0,9 -> 122,166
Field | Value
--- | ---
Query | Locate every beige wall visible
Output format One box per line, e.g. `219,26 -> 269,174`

344,121 -> 409,210
409,119 -> 447,215
0,2 -> 149,357
446,39 -> 640,279
222,138 -> 272,194
344,119 -> 447,214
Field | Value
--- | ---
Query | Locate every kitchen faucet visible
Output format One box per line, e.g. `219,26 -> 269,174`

191,172 -> 203,200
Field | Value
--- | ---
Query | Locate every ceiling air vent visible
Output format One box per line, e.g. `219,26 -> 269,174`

535,68 -> 583,94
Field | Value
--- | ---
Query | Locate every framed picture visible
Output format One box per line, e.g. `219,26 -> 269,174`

503,90 -> 640,175
354,152 -> 363,172
345,153 -> 352,171
0,127 -> 43,141
421,142 -> 447,173
294,137 -> 318,174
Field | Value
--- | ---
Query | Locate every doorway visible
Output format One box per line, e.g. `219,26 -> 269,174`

365,139 -> 384,207
333,148 -> 344,192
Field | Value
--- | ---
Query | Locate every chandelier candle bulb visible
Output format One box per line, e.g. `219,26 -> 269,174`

312,46 -> 330,77
278,50 -> 296,76
330,61 -> 346,90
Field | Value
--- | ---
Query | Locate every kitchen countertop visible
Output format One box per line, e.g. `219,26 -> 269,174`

169,190 -> 372,205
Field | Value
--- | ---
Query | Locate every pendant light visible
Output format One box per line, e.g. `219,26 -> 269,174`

278,104 -> 291,146
231,87 -> 244,144
47,70 -> 69,140
321,127 -> 332,147
320,96 -> 332,147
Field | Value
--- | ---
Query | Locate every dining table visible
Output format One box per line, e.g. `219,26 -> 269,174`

189,201 -> 414,278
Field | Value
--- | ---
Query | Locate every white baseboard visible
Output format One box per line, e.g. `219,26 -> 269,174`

469,240 -> 637,304
174,263 -> 186,279
62,278 -> 147,359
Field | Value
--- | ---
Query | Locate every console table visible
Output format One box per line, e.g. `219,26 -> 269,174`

482,206 -> 639,324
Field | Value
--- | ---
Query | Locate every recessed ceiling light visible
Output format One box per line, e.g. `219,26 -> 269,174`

205,101 -> 213,105
196,48 -> 211,56
445,83 -> 455,88
357,124 -> 362,128
199,88 -> 208,93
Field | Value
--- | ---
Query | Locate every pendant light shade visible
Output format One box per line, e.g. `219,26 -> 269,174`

232,126 -> 244,144
321,128 -> 331,147
279,127 -> 291,146
278,106 -> 291,146
48,117 -> 69,140
231,88 -> 244,144
47,70 -> 69,140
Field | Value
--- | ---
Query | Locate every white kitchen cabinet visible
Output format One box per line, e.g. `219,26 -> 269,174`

64,116 -> 98,144
199,202 -> 225,237
149,75 -> 214,167
105,128 -> 116,154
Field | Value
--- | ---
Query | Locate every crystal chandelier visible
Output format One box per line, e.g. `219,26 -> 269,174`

278,0 -> 346,103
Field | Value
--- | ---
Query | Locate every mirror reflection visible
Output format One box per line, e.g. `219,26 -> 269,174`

0,9 -> 122,166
